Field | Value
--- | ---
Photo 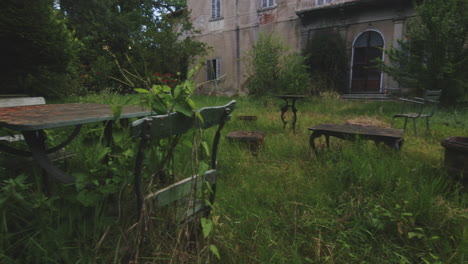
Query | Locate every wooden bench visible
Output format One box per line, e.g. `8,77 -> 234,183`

0,97 -> 46,142
309,123 -> 404,154
132,100 -> 236,220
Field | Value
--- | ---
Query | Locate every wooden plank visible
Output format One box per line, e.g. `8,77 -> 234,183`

0,97 -> 45,107
309,123 -> 403,138
132,100 -> 236,138
145,112 -> 195,138
146,170 -> 216,207
198,100 -> 236,129
0,104 -> 150,131
0,97 -> 46,142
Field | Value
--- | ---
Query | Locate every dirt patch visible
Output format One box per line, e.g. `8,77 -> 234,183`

345,116 -> 391,128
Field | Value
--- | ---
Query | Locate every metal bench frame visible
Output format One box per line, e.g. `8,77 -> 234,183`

132,100 -> 236,220
392,90 -> 441,136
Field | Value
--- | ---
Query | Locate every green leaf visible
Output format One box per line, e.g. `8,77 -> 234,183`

162,85 -> 171,93
123,149 -> 134,158
187,98 -> 196,110
174,85 -> 182,98
198,161 -> 210,176
110,105 -> 123,120
181,137 -> 193,148
429,253 -> 440,260
174,102 -> 192,117
210,245 -> 221,260
151,85 -> 162,95
194,110 -> 203,123
408,232 -> 424,239
201,217 -> 213,238
202,141 -> 210,157
152,100 -> 168,114
96,147 -> 111,161
135,88 -> 150,94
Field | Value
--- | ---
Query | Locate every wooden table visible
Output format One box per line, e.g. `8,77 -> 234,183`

309,123 -> 404,153
0,103 -> 151,184
276,95 -> 305,132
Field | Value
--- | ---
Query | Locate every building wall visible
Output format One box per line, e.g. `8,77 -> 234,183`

188,0 -> 301,95
299,0 -> 413,93
188,0 -> 414,95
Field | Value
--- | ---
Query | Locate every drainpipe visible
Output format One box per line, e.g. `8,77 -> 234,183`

235,0 -> 241,93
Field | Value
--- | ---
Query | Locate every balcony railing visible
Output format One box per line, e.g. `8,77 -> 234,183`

296,0 -> 362,13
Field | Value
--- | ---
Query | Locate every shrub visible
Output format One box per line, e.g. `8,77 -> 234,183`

244,33 -> 311,96
303,29 -> 348,95
379,0 -> 468,105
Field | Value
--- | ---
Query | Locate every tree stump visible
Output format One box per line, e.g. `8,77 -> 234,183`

226,131 -> 265,153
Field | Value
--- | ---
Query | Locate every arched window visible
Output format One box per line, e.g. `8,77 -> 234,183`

350,31 -> 384,93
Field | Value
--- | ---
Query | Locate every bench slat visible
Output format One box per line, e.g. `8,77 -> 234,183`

0,97 -> 46,108
0,97 -> 46,142
146,170 -> 216,207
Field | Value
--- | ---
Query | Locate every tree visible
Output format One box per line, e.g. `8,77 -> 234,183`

57,0 -> 206,92
380,0 -> 468,105
0,0 -> 81,97
304,29 -> 348,94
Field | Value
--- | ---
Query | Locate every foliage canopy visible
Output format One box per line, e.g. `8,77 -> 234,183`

0,0 -> 206,97
379,0 -> 468,104
0,0 -> 82,97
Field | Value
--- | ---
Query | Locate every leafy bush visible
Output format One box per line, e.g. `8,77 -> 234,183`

303,29 -> 348,94
245,33 -> 311,96
379,0 -> 468,105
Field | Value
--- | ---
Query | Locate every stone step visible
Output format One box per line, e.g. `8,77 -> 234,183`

341,94 -> 393,101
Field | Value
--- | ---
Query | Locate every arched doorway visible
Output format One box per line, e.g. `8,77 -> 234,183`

350,30 -> 384,93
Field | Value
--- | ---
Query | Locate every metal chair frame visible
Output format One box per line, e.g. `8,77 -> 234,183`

392,90 -> 441,136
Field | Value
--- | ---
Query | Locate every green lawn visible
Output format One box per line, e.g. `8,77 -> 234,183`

1,94 -> 467,263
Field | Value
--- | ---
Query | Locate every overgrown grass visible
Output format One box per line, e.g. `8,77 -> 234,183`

1,94 -> 467,263
196,95 -> 468,263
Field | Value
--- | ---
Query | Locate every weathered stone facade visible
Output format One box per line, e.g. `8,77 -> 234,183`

188,0 -> 414,95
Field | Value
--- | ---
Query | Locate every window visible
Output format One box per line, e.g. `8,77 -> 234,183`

261,0 -> 275,9
207,58 -> 221,80
316,0 -> 333,5
351,31 -> 384,92
211,0 -> 221,19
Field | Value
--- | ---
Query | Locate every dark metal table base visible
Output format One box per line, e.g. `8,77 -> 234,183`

277,95 -> 304,132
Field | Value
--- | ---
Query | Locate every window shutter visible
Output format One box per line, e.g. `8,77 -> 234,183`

206,60 -> 213,80
216,58 -> 221,79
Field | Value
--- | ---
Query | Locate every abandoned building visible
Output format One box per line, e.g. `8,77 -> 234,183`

187,0 -> 414,96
